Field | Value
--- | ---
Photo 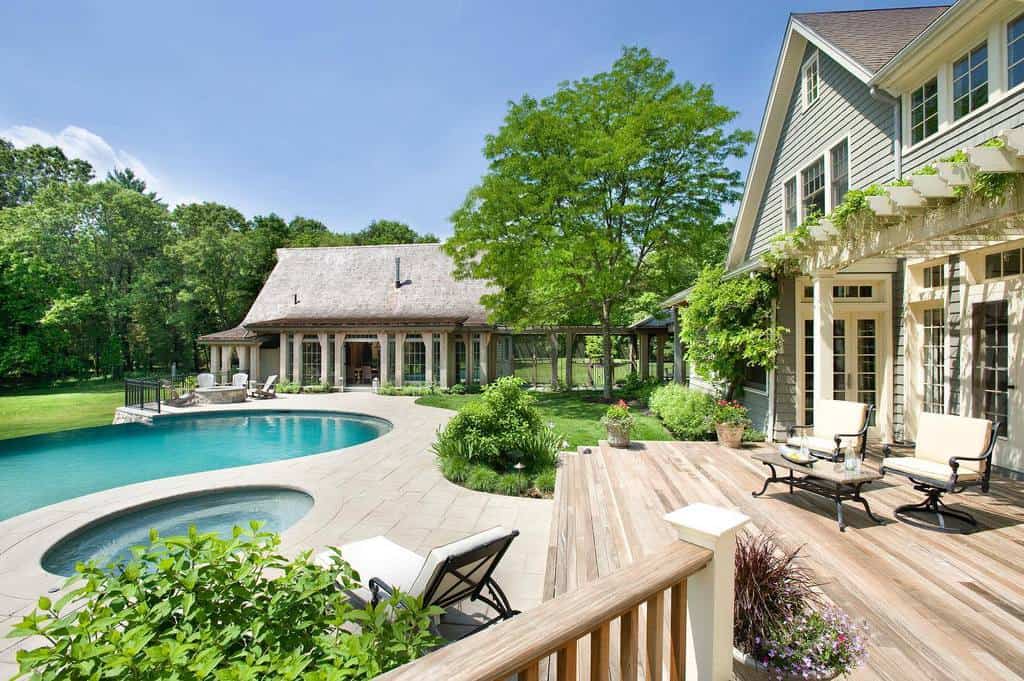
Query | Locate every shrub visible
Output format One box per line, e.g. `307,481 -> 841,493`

8,524 -> 442,680
535,468 -> 557,494
449,382 -> 466,394
515,426 -> 562,471
496,472 -> 528,496
439,452 -> 472,483
277,381 -> 301,394
734,532 -> 819,656
442,377 -> 543,468
649,384 -> 716,440
466,465 -> 501,492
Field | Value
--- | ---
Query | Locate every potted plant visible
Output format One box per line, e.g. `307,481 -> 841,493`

601,400 -> 635,448
734,532 -> 869,680
711,399 -> 749,448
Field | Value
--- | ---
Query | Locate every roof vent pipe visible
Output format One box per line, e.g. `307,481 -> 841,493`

395,257 -> 401,288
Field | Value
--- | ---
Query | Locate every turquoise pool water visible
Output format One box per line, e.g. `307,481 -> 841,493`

0,411 -> 389,521
42,487 -> 314,576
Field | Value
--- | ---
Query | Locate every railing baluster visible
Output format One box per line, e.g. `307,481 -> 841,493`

646,591 -> 664,681
590,622 -> 609,681
670,581 -> 686,681
556,639 -> 578,680
517,661 -> 540,681
620,605 -> 638,681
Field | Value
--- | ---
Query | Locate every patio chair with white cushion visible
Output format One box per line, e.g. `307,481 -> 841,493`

231,372 -> 248,388
787,400 -> 873,462
196,373 -> 215,389
881,412 -> 998,532
317,527 -> 520,636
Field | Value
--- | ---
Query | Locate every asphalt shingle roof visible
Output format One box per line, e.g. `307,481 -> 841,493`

792,5 -> 950,74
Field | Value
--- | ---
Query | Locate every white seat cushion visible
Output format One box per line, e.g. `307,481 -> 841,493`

786,435 -> 844,456
914,412 -> 992,473
812,400 -> 868,447
882,456 -> 979,484
410,526 -> 513,600
317,536 -> 425,593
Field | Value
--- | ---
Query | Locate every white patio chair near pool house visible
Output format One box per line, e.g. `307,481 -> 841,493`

881,412 -> 999,533
787,399 -> 873,462
231,372 -> 248,388
196,373 -> 215,389
317,527 -> 520,639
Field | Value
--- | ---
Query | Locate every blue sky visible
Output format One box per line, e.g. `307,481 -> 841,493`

1,1 -> 943,236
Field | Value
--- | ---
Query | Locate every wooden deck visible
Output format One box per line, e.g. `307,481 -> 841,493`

544,440 -> 1024,680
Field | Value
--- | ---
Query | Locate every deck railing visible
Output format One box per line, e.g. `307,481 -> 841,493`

377,503 -> 748,681
123,377 -> 162,412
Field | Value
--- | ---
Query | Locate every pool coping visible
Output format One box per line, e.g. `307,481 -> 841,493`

0,392 -> 554,675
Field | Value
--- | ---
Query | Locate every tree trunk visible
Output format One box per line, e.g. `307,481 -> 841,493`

601,302 -> 614,401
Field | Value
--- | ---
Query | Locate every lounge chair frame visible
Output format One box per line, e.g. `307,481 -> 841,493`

882,420 -> 999,533
788,404 -> 875,462
368,530 -> 521,630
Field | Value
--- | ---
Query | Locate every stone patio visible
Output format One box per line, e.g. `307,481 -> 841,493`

0,392 -> 553,676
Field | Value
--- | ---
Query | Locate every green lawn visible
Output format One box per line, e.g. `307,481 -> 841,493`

416,390 -> 672,448
0,380 -> 123,440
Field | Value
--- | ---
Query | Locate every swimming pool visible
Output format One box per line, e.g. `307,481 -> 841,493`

0,410 -> 390,521
42,487 -> 314,576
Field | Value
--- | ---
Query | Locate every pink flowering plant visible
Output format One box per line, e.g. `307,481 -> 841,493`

711,399 -> 750,426
601,400 -> 636,432
755,607 -> 868,680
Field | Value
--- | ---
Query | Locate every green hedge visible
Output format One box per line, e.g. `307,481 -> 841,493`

648,383 -> 717,440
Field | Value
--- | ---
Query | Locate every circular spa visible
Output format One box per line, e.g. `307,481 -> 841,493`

0,410 -> 391,521
42,487 -> 314,576
194,385 -> 247,404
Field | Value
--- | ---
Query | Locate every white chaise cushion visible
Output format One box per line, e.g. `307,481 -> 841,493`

409,526 -> 513,600
914,412 -> 992,473
320,536 -> 425,593
813,400 -> 868,447
882,456 -> 978,484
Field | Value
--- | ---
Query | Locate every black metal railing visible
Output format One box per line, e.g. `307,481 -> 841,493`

124,377 -> 163,413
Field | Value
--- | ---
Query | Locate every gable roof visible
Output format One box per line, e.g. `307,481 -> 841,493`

724,4 -> 952,271
239,243 -> 495,329
792,6 -> 950,75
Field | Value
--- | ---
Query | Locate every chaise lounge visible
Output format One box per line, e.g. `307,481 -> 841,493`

787,399 -> 873,462
317,527 -> 520,638
881,412 -> 999,532
249,374 -> 278,399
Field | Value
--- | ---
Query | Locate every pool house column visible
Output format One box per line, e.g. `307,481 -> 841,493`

334,333 -> 345,387
279,332 -> 288,382
377,333 -> 389,387
465,332 -> 476,384
210,343 -> 220,375
480,332 -> 491,385
250,342 -> 260,380
425,333 -> 434,386
292,334 -> 302,385
237,345 -> 249,374
220,345 -> 232,378
394,332 -> 406,387
318,333 -> 329,385
439,332 -> 450,388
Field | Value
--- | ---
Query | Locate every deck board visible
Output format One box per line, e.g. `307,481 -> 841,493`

544,440 -> 1024,680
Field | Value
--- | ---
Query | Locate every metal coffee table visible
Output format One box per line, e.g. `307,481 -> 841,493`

752,448 -> 883,531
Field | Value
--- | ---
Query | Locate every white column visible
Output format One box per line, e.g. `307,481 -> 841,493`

377,333 -> 389,387
251,343 -> 261,381
812,274 -> 835,415
279,332 -> 288,382
334,334 -> 345,387
465,332 -> 476,384
394,332 -> 406,387
664,503 -> 750,681
425,333 -> 435,385
480,332 -> 491,385
292,334 -> 303,385
237,345 -> 249,373
221,345 -> 232,380
440,332 -> 451,388
318,332 -> 329,385
209,344 -> 220,375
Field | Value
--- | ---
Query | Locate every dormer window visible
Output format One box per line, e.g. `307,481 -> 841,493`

802,53 -> 820,108
953,42 -> 988,120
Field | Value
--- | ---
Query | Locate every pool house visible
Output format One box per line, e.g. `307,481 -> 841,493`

199,244 -> 676,389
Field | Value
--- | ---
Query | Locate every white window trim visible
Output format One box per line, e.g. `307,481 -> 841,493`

780,132 -> 851,227
802,51 -> 821,110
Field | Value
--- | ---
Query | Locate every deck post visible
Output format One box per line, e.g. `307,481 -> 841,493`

279,332 -> 288,383
664,503 -> 749,681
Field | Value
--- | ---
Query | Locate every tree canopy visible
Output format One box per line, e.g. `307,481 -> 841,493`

446,46 -> 751,397
0,138 -> 437,381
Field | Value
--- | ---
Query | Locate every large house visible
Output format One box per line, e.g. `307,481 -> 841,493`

199,243 -> 673,390
668,1 -> 1024,473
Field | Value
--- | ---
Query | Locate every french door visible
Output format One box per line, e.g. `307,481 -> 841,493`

832,314 -> 879,429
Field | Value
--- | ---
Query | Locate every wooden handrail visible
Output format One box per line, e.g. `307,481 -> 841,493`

376,541 -> 713,681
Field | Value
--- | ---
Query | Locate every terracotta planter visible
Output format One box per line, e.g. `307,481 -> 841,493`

715,422 -> 745,448
605,422 -> 632,448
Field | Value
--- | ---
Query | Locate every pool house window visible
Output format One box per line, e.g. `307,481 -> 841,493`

910,78 -> 939,144
404,336 -> 426,382
953,42 -> 988,120
301,336 -> 321,384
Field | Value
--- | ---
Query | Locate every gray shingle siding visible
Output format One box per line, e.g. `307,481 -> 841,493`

892,261 -> 906,441
773,277 -> 799,438
745,44 -> 896,260
903,89 -> 1024,173
744,391 -> 771,433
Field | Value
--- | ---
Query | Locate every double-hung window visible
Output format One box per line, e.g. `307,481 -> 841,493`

802,54 -> 820,108
1010,14 -> 1024,89
910,78 -> 939,144
801,158 -> 825,219
784,178 -> 798,231
953,42 -> 988,120
829,139 -> 849,207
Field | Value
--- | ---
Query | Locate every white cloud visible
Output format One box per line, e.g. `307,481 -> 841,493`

1,124 -> 198,206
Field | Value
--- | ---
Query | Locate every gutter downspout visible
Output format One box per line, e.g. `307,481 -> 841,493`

870,86 -> 901,179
